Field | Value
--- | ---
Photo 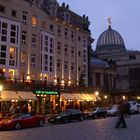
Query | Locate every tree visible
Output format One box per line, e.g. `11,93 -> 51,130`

79,73 -> 85,87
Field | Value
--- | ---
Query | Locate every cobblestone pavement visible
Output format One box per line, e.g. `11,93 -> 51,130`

0,114 -> 140,140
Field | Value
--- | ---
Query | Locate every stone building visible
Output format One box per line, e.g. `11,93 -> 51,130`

91,21 -> 140,102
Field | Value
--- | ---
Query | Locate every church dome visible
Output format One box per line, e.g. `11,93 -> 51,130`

96,25 -> 126,54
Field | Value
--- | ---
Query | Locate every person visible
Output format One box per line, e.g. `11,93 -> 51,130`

15,106 -> 21,114
115,100 -> 127,128
9,103 -> 16,115
21,104 -> 28,114
124,102 -> 131,118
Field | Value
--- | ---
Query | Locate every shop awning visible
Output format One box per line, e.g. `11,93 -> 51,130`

61,93 -> 75,100
1,90 -> 20,101
89,94 -> 97,101
81,94 -> 94,101
72,93 -> 86,100
17,91 -> 37,101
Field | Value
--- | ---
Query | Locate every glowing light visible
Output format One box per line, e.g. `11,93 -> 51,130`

95,91 -> 99,96
0,85 -> 3,92
122,96 -> 126,100
104,95 -> 108,99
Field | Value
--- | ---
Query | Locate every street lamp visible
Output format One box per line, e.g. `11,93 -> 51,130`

95,91 -> 99,96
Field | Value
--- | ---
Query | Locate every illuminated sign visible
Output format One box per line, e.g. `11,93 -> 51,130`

35,90 -> 58,95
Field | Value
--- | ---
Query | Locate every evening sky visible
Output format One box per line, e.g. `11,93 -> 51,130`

58,0 -> 140,51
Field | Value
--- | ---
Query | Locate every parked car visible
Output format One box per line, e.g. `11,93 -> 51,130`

88,107 -> 107,119
48,109 -> 85,124
0,113 -> 45,130
128,101 -> 139,114
107,105 -> 119,116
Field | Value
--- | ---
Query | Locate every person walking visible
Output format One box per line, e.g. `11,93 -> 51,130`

115,100 -> 127,128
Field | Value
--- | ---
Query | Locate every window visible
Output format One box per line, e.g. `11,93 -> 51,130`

9,47 -> 16,66
31,54 -> 36,66
78,36 -> 81,42
50,24 -> 54,31
129,55 -> 136,60
57,42 -> 61,54
0,5 -> 5,13
64,28 -> 68,39
41,21 -> 46,29
78,51 -> 81,57
32,33 -> 36,47
20,51 -> 26,64
11,10 -> 17,17
71,46 -> 74,56
22,31 -> 27,44
50,38 -> 54,54
0,45 -> 6,65
57,25 -> 61,36
64,44 -> 68,55
1,22 -> 7,42
32,15 -> 37,27
64,61 -> 68,72
71,63 -> 74,73
10,25 -> 16,43
71,31 -> 74,41
57,59 -> 61,71
49,56 -> 53,72
22,11 -> 27,24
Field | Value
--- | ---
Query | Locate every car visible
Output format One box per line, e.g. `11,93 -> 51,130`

0,113 -> 45,130
48,109 -> 85,124
128,101 -> 139,114
107,105 -> 119,116
88,107 -> 107,119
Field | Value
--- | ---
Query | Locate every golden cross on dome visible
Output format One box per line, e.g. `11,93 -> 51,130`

108,17 -> 112,26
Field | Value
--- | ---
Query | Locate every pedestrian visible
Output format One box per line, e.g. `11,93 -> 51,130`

124,102 -> 131,118
9,103 -> 16,115
115,100 -> 127,128
21,104 -> 28,114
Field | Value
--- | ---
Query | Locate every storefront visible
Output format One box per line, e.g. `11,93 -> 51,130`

0,90 -> 37,117
60,93 -> 101,112
34,90 -> 59,114
16,91 -> 37,113
0,90 -> 20,117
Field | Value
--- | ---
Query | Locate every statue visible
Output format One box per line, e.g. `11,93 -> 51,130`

108,17 -> 112,24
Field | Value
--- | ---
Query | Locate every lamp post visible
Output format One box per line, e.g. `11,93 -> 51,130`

0,85 -> 3,118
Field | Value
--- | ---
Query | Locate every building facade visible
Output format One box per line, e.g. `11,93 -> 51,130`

0,0 -> 94,115
92,22 -> 140,102
0,0 -> 93,86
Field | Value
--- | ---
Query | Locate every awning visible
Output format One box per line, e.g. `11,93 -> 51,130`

72,93 -> 86,101
1,90 -> 20,101
89,94 -> 97,101
81,94 -> 94,101
17,91 -> 37,101
61,93 -> 75,100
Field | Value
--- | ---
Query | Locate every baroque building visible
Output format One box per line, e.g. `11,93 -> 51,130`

92,20 -> 140,102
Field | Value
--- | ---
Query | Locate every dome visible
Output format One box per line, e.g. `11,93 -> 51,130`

90,58 -> 109,68
96,25 -> 126,54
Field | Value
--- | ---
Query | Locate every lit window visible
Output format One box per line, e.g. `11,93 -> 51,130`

32,15 -> 37,27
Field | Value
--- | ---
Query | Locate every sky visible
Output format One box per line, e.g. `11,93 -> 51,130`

57,0 -> 140,51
